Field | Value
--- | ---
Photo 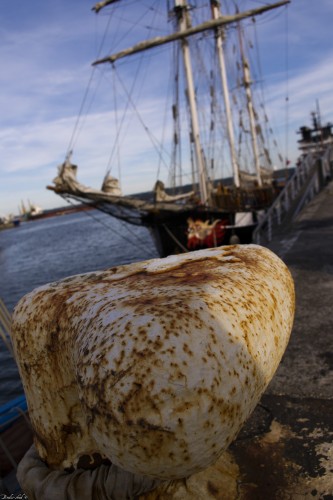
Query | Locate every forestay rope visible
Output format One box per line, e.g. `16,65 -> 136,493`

59,196 -> 157,258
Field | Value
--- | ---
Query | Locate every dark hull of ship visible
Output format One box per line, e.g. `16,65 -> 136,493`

148,214 -> 256,257
57,184 -> 278,257
88,199 -> 257,257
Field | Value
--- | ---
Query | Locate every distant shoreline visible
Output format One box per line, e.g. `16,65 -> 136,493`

0,204 -> 94,231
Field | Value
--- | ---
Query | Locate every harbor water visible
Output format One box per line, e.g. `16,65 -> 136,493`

0,210 -> 158,405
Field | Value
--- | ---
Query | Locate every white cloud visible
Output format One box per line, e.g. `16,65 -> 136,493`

1,0 -> 333,216
263,51 -> 333,152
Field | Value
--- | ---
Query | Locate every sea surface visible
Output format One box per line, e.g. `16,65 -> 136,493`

0,210 -> 158,406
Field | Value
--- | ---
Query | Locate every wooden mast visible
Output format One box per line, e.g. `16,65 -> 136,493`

211,0 -> 240,188
174,0 -> 208,205
92,1 -> 290,65
238,20 -> 263,187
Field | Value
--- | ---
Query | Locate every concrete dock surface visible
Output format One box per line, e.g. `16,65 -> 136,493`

140,182 -> 333,500
227,181 -> 333,498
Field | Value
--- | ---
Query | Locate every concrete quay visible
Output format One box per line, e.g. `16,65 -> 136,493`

227,181 -> 333,499
3,183 -> 333,499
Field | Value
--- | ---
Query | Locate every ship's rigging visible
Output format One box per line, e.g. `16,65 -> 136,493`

48,0 -> 290,257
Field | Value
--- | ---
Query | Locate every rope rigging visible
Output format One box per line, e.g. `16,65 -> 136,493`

60,195 -> 157,258
110,64 -> 173,174
97,2 -> 177,186
66,10 -> 115,157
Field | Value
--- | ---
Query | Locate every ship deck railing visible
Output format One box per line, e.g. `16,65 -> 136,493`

252,146 -> 333,245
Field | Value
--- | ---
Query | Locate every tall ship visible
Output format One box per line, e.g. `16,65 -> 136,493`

48,0 -> 289,257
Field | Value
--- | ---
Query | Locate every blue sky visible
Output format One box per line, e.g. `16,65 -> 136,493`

1,0 -> 333,217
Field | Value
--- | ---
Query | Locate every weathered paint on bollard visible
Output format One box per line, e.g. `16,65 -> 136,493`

11,245 -> 294,479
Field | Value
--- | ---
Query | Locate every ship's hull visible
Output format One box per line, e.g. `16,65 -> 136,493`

149,219 -> 256,257
91,198 -> 259,257
57,190 -> 274,258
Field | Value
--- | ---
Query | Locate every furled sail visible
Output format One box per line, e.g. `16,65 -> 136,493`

154,181 -> 194,203
239,167 -> 273,188
101,175 -> 122,196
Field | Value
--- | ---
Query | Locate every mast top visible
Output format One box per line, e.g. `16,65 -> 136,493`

92,0 -> 121,14
92,1 -> 290,66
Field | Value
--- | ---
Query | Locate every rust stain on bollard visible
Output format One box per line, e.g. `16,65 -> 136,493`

11,245 -> 294,480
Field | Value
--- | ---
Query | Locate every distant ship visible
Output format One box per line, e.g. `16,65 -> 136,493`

297,108 -> 333,157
